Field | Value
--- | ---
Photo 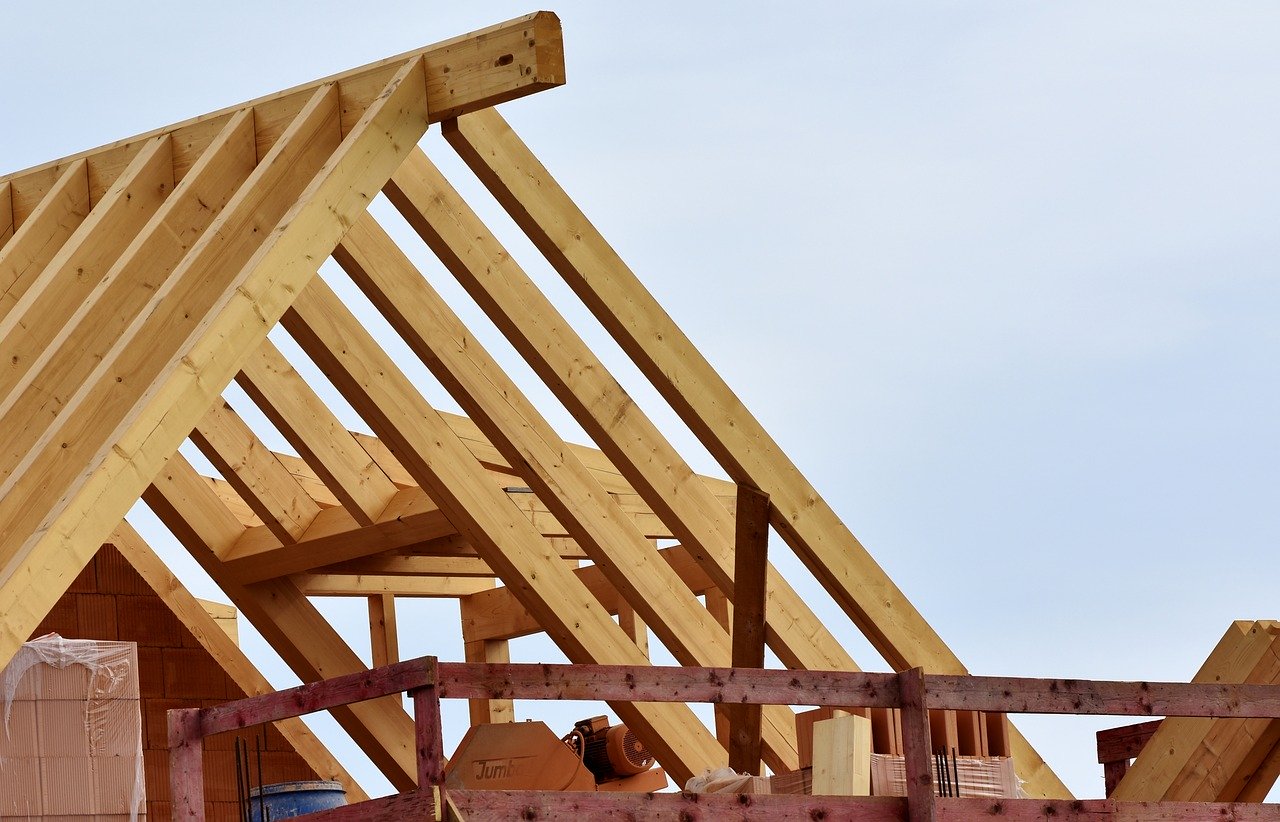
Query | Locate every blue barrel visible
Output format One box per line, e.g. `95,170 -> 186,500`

249,780 -> 346,820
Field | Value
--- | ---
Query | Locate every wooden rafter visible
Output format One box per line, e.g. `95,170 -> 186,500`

443,109 -> 1073,797
108,520 -> 370,802
143,452 -> 420,790
0,182 -> 12,249
191,399 -> 322,543
0,55 -> 429,665
237,339 -> 399,524
282,274 -> 726,785
0,136 -> 174,415
0,161 -> 90,315
387,145 -> 862,678
334,211 -> 801,770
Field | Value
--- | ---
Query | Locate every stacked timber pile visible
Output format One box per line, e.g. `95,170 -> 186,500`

1103,620 -> 1280,802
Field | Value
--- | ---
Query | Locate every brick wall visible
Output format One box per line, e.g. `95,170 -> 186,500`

30,545 -> 321,820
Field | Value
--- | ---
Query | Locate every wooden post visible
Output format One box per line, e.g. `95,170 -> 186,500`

413,657 -> 446,788
728,485 -> 770,775
898,667 -> 936,822
369,593 -> 400,668
168,707 -> 206,820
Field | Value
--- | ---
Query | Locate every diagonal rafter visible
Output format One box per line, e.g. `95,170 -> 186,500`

0,134 -> 173,407
107,519 -> 370,802
143,452 -> 419,789
0,56 -> 430,665
335,211 -> 800,770
0,183 -> 12,250
282,274 -> 726,786
190,399 -> 322,543
443,109 -> 1072,797
0,160 -> 90,317
387,145 -> 857,676
0,108 -> 256,438
237,339 -> 398,525
0,135 -> 176,435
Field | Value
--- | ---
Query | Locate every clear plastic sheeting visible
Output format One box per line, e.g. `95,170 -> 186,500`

0,634 -> 145,820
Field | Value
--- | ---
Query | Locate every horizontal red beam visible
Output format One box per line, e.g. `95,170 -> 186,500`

200,656 -> 436,736
305,790 -> 1279,821
436,662 -> 1280,720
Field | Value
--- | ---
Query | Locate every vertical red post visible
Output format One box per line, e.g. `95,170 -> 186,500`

898,667 -> 937,822
412,657 -> 445,787
168,707 -> 206,820
728,484 -> 770,775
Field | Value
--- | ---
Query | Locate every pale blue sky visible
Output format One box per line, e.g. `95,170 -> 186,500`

4,1 -> 1278,799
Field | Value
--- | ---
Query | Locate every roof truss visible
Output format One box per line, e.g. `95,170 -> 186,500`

0,12 -> 1073,795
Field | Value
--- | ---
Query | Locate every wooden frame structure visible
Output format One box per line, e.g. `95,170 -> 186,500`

169,656 -> 1280,820
0,9 -> 1267,807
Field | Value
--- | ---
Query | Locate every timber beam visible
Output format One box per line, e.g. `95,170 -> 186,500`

0,12 -> 565,224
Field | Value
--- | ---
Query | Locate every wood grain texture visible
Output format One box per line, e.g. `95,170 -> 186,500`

443,108 -> 1069,800
1,12 -> 564,223
335,212 -> 798,771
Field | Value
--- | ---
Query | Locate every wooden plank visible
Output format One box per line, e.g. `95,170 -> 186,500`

190,399 -> 322,543
455,792 -> 1280,822
198,655 -> 435,735
282,276 -> 726,786
0,182 -> 12,249
143,452 -> 419,789
813,713 -> 872,796
0,80 -> 343,551
728,484 -> 770,775
369,594 -> 400,668
447,791 -> 908,821
168,707 -> 205,820
238,339 -> 397,524
334,212 -> 798,771
389,143 -> 856,681
443,108 -> 1069,799
1098,720 -> 1163,764
0,134 -> 174,425
436,662 -> 1280,721
616,599 -> 649,659
1114,621 -> 1275,800
110,520 -> 367,799
899,668 -> 937,821
1165,629 -> 1280,800
412,668 -> 447,788
0,160 -> 89,307
322,554 -> 495,577
459,544 -> 715,643
0,59 -> 430,672
1,12 -> 564,220
222,486 -> 456,580
294,573 -> 494,597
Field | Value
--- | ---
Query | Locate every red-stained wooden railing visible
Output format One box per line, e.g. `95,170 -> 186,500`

169,658 -> 1280,822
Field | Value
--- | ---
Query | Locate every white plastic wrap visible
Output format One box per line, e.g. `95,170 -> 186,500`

684,767 -> 772,794
0,633 -> 145,820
